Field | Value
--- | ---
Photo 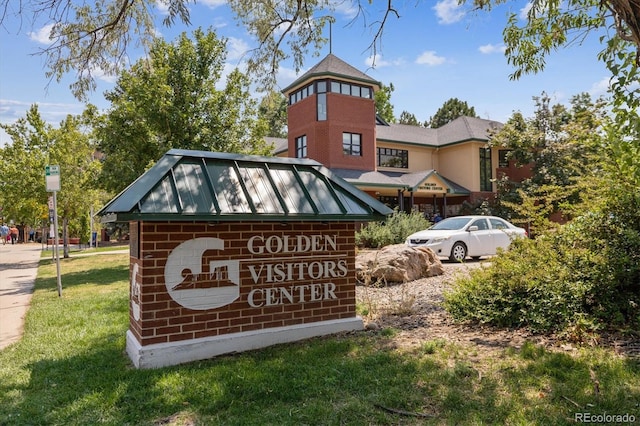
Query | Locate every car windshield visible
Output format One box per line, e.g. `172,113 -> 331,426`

429,217 -> 471,231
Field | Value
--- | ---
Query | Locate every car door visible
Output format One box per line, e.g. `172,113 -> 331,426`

489,218 -> 515,252
467,218 -> 493,255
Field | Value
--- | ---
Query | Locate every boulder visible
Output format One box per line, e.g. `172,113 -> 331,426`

356,244 -> 444,284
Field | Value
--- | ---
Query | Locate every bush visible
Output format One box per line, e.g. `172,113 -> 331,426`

355,210 -> 431,248
444,207 -> 640,335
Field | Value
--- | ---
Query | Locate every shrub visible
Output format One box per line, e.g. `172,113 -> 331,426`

355,210 -> 431,248
444,206 -> 640,335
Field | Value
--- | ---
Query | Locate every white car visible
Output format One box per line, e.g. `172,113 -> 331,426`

405,215 -> 527,262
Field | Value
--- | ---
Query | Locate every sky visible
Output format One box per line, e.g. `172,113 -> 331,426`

0,0 -> 612,146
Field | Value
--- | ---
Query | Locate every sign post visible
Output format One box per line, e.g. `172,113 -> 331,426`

46,165 -> 62,297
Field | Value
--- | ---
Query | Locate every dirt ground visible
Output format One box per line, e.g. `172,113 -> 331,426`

355,256 -> 640,359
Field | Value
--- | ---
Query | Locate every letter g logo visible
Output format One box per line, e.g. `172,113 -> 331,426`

164,238 -> 240,310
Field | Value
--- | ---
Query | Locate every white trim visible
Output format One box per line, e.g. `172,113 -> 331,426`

126,317 -> 364,369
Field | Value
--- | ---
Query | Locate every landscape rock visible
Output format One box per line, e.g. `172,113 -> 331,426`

356,244 -> 444,284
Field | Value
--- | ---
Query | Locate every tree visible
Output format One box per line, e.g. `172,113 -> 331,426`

398,111 -> 419,126
374,83 -> 396,123
426,98 -> 478,128
258,90 -> 288,138
0,105 -> 104,257
0,106 -> 51,229
5,1 -> 640,105
97,28 -> 272,194
490,92 -> 608,233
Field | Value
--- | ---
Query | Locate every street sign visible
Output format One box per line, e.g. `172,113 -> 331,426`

45,165 -> 61,192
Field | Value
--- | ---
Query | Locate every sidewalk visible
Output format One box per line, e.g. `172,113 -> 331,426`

0,242 -> 129,350
0,242 -> 41,350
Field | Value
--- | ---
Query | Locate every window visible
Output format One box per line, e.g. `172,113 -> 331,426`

295,135 -> 307,158
377,148 -> 408,168
480,148 -> 492,191
288,83 -> 315,106
317,93 -> 327,121
343,133 -> 362,156
471,218 -> 489,230
489,218 -> 509,230
289,79 -> 372,108
498,150 -> 510,168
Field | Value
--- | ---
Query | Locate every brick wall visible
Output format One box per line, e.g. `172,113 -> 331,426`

129,221 -> 357,347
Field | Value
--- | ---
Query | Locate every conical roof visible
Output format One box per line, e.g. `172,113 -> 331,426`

282,53 -> 380,93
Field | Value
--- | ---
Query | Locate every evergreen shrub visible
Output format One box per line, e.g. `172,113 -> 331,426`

355,210 -> 431,248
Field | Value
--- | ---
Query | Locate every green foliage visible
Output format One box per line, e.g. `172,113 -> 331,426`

0,105 -> 105,250
258,90 -> 288,138
491,92 -> 608,233
356,210 -> 431,248
426,97 -> 477,128
374,83 -> 396,123
97,28 -> 272,194
444,204 -> 640,334
398,111 -> 419,126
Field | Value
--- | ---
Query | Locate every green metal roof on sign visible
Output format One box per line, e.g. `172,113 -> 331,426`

97,149 -> 393,223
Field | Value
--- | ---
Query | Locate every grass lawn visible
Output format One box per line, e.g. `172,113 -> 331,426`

1,254 -> 638,425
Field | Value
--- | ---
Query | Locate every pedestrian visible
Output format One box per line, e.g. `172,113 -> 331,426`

9,225 -> 19,244
0,224 -> 8,245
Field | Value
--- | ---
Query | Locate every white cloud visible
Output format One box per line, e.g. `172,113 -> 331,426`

589,77 -> 610,97
479,44 -> 506,54
275,66 -> 299,89
519,1 -> 549,20
90,68 -> 118,84
331,1 -> 358,19
155,1 -> 170,15
433,0 -> 466,24
519,2 -> 533,20
415,51 -> 446,66
197,0 -> 227,8
226,36 -> 250,61
364,54 -> 404,68
28,23 -> 54,44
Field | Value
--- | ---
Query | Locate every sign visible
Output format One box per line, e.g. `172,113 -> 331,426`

162,235 -> 344,311
418,182 -> 444,192
45,165 -> 61,192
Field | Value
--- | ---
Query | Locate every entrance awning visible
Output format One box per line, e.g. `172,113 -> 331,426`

330,169 -> 470,196
98,149 -> 393,223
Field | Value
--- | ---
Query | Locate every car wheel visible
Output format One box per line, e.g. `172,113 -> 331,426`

450,242 -> 467,262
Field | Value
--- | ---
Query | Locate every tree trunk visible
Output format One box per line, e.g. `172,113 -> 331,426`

63,217 -> 70,259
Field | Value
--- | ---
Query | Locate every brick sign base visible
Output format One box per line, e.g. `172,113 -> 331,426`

127,221 -> 362,368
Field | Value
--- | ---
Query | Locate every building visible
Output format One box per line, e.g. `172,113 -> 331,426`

271,53 -> 514,218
